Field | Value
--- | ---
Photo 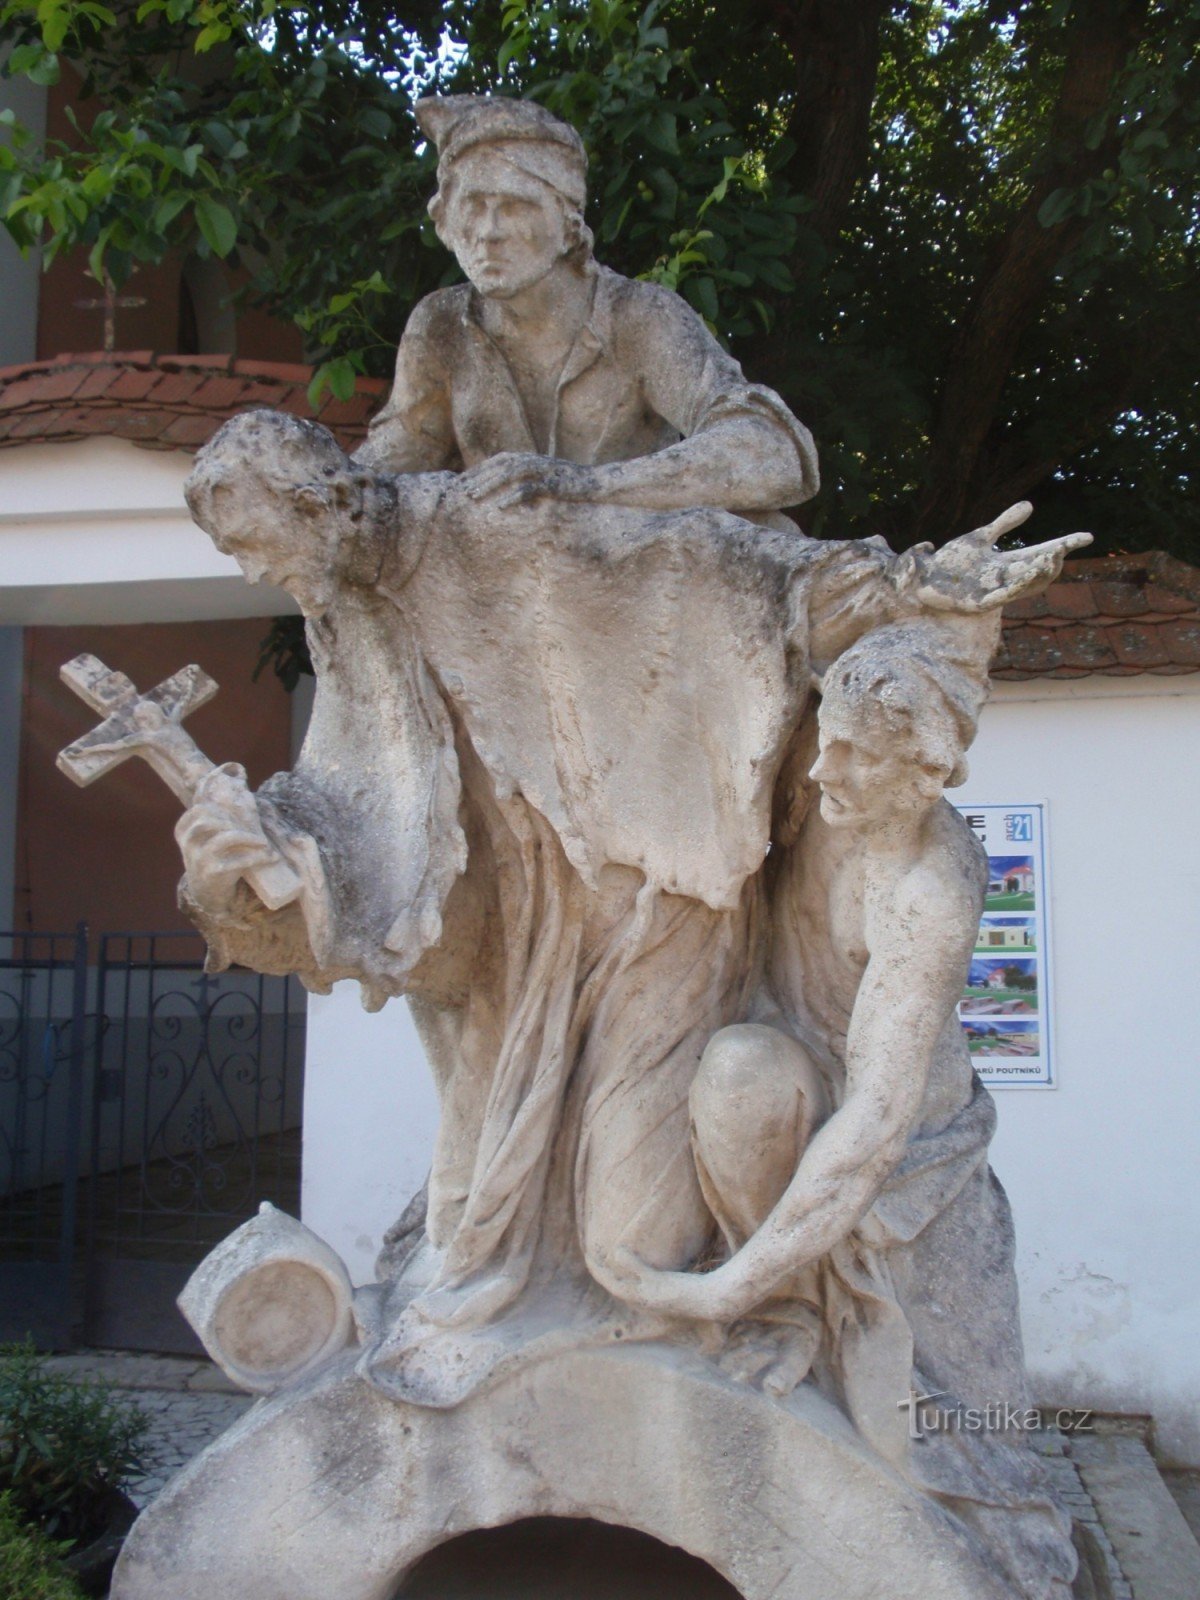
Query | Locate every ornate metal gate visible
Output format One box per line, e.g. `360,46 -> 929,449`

0,927 -> 305,1353
85,932 -> 306,1353
0,927 -> 89,1345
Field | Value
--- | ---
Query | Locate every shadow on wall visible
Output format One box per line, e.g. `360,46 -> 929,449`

398,1518 -> 743,1599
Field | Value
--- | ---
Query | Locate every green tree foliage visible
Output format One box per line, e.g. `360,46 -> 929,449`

2,0 -> 1197,559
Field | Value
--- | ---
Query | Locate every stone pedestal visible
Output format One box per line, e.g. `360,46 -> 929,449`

112,1342 -> 1016,1600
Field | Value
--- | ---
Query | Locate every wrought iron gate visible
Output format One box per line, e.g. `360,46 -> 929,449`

0,927 -> 305,1353
0,927 -> 88,1345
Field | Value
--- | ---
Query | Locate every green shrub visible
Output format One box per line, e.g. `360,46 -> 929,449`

0,1491 -> 86,1600
0,1343 -> 147,1547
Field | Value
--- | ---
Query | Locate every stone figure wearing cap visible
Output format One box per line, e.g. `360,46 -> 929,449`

354,94 -> 819,520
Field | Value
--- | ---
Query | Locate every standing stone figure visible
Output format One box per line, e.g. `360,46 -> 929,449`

100,95 -> 1094,1600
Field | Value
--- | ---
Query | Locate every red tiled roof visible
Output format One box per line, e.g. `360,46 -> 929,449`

2,354 -> 1197,680
994,552 -> 1200,679
0,351 -> 386,452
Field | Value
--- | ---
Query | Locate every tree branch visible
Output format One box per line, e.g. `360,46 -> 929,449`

910,0 -> 1149,543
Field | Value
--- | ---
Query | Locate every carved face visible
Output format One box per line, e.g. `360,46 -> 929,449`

438,150 -> 571,298
197,474 -> 342,618
810,691 -> 949,830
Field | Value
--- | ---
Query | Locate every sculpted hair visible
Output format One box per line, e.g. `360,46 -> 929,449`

823,622 -> 989,788
185,412 -> 363,543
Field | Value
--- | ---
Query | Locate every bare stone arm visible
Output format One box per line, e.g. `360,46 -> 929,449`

612,854 -> 979,1323
463,413 -> 812,513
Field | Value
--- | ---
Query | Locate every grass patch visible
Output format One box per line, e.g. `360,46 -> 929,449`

0,1492 -> 86,1600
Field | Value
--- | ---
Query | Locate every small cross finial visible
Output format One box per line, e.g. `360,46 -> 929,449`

75,270 -> 148,352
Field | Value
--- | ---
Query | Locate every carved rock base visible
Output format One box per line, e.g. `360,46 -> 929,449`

111,1343 -> 1020,1600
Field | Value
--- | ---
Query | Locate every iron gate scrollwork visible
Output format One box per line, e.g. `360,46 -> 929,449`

86,932 -> 305,1353
0,926 -> 89,1346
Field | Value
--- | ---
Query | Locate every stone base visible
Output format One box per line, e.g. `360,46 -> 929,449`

111,1342 -> 1020,1600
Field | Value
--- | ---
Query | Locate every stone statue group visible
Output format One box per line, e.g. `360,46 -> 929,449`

91,96 -> 1094,1600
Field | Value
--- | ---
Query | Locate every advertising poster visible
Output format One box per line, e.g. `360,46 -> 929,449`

953,803 -> 1054,1087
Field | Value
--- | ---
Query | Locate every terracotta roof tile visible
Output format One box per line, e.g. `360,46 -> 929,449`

74,366 -> 120,401
104,367 -> 163,402
160,413 -> 219,447
145,370 -> 211,405
189,375 -> 253,410
1037,578 -> 1098,620
233,359 -> 314,384
994,551 -> 1200,680
1160,619 -> 1200,668
1108,623 -> 1172,669
0,351 -> 385,455
1090,579 -> 1149,617
237,377 -> 296,405
1000,594 -> 1050,621
157,353 -> 234,373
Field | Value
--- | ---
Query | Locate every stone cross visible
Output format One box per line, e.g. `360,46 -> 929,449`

74,271 -> 148,353
56,654 -> 302,911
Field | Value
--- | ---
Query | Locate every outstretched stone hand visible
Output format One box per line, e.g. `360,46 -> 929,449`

913,502 -> 1092,613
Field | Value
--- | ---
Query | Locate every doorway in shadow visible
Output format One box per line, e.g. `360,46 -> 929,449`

397,1515 -> 743,1599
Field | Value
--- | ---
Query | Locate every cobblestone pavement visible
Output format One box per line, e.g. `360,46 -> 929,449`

42,1350 -> 253,1507
1036,1429 -> 1133,1599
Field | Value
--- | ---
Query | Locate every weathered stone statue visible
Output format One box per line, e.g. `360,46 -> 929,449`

81,95 -> 1097,1600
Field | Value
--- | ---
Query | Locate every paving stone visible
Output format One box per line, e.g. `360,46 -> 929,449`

1070,1433 -> 1200,1600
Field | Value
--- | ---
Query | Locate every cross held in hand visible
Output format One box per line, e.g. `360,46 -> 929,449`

57,654 -> 302,912
57,654 -> 220,802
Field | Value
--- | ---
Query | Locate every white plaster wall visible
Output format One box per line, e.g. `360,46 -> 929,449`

297,671 -> 1200,1462
301,987 -> 439,1280
968,674 -> 1200,1465
0,438 -> 296,623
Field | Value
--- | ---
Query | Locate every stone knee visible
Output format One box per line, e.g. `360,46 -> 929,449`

690,1024 -> 826,1249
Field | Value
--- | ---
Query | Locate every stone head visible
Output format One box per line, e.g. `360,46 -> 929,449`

811,623 -> 986,830
185,411 -> 362,618
417,94 -> 593,298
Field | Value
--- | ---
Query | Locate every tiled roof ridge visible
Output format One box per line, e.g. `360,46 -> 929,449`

0,350 -> 388,390
994,548 -> 1200,680
0,349 -> 386,454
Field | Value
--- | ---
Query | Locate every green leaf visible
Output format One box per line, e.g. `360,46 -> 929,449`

154,191 -> 190,230
643,109 -> 678,156
194,193 -> 237,256
356,107 -> 392,140
1037,188 -> 1076,228
307,355 -> 355,406
195,22 -> 230,52
685,275 -> 718,322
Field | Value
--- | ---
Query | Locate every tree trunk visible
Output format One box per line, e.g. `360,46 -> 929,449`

910,0 -> 1149,544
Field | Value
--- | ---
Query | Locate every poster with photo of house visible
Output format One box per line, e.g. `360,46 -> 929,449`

953,803 -> 1054,1087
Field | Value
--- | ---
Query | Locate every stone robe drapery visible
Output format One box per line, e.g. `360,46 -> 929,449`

185,488 -> 929,1382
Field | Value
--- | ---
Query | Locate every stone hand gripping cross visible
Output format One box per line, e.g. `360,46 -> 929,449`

56,654 -> 303,912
